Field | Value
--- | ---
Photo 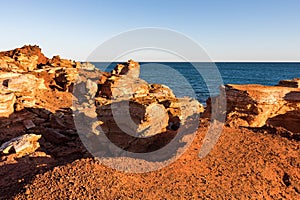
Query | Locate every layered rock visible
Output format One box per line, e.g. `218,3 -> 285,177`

1,73 -> 48,111
0,93 -> 16,117
99,75 -> 149,99
0,45 -> 81,117
0,45 -> 48,72
97,100 -> 169,137
0,45 -> 203,156
266,110 -> 300,134
206,81 -> 300,134
93,60 -> 203,139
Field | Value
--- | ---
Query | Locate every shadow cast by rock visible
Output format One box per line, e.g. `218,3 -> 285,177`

0,107 -> 91,199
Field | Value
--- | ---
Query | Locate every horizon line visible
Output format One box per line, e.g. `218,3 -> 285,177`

82,60 -> 300,63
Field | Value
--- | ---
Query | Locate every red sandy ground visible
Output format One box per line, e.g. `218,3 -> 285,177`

10,125 -> 299,199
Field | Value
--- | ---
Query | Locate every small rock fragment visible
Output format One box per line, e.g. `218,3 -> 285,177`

23,119 -> 36,129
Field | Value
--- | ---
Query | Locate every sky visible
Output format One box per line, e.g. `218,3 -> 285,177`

0,0 -> 300,62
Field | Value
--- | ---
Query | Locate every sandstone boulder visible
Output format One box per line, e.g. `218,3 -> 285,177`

97,99 -> 169,137
99,75 -> 149,99
48,55 -> 79,68
0,73 -> 48,111
267,110 -> 300,134
0,134 -> 41,156
80,62 -> 96,71
149,84 -> 176,100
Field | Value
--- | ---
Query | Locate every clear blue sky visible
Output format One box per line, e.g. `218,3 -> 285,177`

1,0 -> 300,61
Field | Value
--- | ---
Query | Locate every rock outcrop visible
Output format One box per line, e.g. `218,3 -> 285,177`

277,78 -> 300,88
0,45 -> 48,72
0,45 -> 203,156
0,45 -> 81,117
92,60 -> 203,139
205,81 -> 300,135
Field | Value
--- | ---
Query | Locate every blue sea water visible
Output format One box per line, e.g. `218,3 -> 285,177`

93,62 -> 300,104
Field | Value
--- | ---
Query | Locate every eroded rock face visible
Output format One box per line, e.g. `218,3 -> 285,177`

0,72 -> 49,115
97,100 -> 169,137
111,59 -> 140,78
0,45 -> 82,117
0,45 -> 48,72
0,45 -> 203,155
99,75 -> 149,99
92,60 -> 204,139
206,82 -> 300,134
266,110 -> 300,134
0,93 -> 16,117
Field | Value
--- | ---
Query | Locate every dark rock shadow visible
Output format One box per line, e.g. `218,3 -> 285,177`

78,109 -> 200,162
0,107 -> 91,200
0,104 -> 200,198
284,91 -> 300,102
245,125 -> 300,141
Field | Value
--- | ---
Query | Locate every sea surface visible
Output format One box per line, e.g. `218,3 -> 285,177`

93,62 -> 300,104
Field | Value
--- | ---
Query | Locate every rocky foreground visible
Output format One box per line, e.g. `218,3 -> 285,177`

0,46 -> 299,199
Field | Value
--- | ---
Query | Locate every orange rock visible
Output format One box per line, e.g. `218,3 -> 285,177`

0,45 -> 48,72
206,83 -> 300,133
111,59 -> 140,78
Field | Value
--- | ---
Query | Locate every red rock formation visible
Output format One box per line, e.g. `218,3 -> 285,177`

111,59 -> 140,78
205,82 -> 300,134
0,46 -> 203,154
88,60 -> 203,139
0,45 -> 48,67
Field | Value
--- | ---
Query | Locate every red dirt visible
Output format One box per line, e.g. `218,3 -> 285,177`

9,124 -> 300,200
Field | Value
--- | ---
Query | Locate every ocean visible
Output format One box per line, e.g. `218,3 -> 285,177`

93,62 -> 300,104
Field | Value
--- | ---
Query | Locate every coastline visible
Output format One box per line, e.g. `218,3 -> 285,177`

0,45 -> 299,199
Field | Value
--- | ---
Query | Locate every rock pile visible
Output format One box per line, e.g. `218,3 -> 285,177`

94,60 -> 203,138
70,60 -> 204,153
2,44 -> 298,158
0,46 -> 203,157
0,46 -> 85,160
0,45 -> 81,118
